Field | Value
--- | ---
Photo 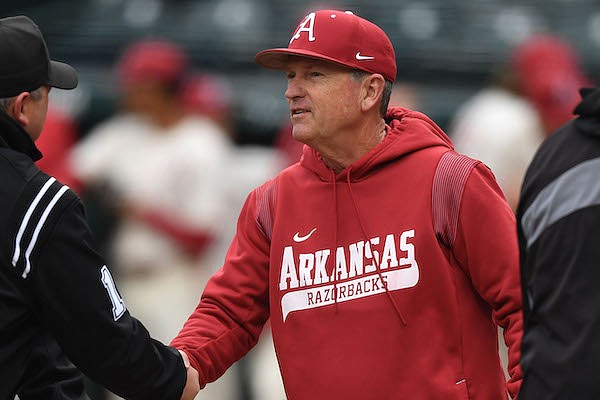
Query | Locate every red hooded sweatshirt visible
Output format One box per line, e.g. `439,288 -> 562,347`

172,107 -> 523,399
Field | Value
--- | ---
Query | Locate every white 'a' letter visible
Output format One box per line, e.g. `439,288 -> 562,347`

290,12 -> 316,44
280,246 -> 299,290
380,234 -> 399,269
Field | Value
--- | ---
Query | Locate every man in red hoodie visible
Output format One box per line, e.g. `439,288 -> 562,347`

172,9 -> 523,399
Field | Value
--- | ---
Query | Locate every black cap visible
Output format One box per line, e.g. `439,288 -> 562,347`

0,15 -> 78,98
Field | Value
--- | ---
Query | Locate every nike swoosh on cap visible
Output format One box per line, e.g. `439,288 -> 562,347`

355,52 -> 375,60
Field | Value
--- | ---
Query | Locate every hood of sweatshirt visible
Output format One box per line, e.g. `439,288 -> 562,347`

295,106 -> 454,324
300,107 -> 454,181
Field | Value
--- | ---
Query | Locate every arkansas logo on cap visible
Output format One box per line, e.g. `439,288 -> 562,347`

256,10 -> 397,83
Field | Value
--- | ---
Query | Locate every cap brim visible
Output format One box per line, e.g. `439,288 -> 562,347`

48,60 -> 78,90
256,48 -> 355,71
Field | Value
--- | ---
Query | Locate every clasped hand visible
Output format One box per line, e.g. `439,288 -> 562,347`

178,350 -> 200,400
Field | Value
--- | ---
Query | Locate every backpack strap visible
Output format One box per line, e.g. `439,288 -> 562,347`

432,150 -> 479,250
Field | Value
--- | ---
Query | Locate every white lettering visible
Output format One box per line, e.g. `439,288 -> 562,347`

289,12 -> 316,44
333,246 -> 349,281
298,253 -> 314,286
348,241 -> 365,278
281,268 -> 417,321
364,237 -> 380,273
313,249 -> 330,284
280,246 -> 299,290
380,234 -> 399,269
400,229 -> 417,268
280,229 -> 418,298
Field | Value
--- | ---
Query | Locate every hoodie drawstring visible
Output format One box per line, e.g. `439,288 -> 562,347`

331,169 -> 339,314
345,168 -> 407,326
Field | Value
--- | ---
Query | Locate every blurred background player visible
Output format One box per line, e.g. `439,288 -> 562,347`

35,106 -> 81,193
70,39 -> 236,400
450,34 -> 591,212
180,69 -> 286,400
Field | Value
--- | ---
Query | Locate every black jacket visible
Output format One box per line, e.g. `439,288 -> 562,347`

0,110 -> 186,399
517,88 -> 600,399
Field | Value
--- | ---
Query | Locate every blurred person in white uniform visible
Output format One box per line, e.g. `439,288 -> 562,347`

449,70 -> 544,211
450,34 -> 591,212
182,72 -> 287,400
70,39 -> 235,400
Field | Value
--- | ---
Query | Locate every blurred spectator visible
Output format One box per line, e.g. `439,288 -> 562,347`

449,67 -> 545,211
35,106 -> 81,193
180,70 -> 286,400
450,34 -> 591,212
512,34 -> 592,135
180,72 -> 235,138
70,39 -> 236,400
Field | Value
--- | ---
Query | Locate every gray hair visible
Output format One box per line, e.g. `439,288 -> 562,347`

351,71 -> 393,117
0,87 -> 43,113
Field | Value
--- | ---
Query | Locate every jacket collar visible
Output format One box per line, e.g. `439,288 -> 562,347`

0,109 -> 42,161
572,88 -> 600,139
574,88 -> 600,117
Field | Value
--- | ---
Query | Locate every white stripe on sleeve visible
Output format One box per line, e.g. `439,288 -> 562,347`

22,185 -> 70,279
12,177 -> 56,266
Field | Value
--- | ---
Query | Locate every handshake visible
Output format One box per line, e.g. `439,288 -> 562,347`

179,350 -> 201,400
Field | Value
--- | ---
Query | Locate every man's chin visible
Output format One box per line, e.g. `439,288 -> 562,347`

291,128 -> 311,143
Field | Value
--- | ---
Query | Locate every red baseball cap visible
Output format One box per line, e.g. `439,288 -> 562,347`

512,35 -> 591,133
116,39 -> 188,87
256,10 -> 397,83
180,74 -> 231,119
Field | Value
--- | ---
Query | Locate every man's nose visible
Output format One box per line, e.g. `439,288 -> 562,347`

285,79 -> 304,100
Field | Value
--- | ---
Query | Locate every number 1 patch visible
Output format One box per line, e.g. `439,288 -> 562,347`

100,265 -> 126,321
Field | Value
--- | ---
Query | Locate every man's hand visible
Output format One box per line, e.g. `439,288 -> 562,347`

178,350 -> 200,400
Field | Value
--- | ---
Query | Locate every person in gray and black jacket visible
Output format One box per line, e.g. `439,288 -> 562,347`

0,15 -> 199,400
517,87 -> 600,399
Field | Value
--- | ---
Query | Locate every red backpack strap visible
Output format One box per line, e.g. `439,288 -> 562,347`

432,150 -> 479,249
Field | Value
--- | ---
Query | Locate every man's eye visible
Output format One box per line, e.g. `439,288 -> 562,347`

310,71 -> 323,77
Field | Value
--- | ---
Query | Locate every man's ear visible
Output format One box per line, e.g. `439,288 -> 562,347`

360,74 -> 385,113
9,92 -> 31,128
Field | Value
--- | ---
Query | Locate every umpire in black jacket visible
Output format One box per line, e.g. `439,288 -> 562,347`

0,15 -> 198,400
517,87 -> 600,399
